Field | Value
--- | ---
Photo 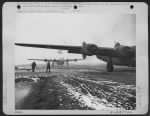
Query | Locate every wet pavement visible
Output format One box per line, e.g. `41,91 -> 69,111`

15,67 -> 136,110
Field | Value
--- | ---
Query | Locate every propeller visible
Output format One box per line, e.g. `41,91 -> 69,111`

82,42 -> 87,59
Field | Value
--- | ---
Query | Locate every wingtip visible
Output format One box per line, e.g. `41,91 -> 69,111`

15,43 -> 20,45
15,43 -> 26,46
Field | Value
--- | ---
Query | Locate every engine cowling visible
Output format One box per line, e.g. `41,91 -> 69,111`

74,59 -> 77,62
44,59 -> 48,62
81,42 -> 98,59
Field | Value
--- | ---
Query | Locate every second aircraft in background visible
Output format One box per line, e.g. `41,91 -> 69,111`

28,58 -> 83,67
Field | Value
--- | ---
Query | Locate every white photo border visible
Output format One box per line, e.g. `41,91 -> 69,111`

2,2 -> 148,115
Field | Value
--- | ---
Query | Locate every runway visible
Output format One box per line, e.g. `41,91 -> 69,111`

15,65 -> 136,110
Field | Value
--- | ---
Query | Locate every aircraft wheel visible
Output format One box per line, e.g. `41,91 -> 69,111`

107,62 -> 114,72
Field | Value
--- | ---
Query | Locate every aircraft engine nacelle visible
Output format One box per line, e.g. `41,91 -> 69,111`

74,59 -> 77,62
81,42 -> 98,59
44,59 -> 48,62
53,59 -> 57,62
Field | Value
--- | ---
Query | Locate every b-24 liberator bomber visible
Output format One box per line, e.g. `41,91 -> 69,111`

15,42 -> 136,72
28,58 -> 83,66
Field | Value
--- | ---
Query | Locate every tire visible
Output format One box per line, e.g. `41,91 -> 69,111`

107,62 -> 114,72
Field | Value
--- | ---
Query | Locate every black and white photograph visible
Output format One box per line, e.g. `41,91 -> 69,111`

3,2 -> 148,115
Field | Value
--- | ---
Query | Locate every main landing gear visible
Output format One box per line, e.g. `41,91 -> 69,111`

106,57 -> 114,72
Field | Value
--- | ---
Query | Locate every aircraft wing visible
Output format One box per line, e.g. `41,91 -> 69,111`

28,59 -> 58,62
16,43 -> 135,58
16,43 -> 82,54
64,59 -> 83,61
15,43 -> 113,55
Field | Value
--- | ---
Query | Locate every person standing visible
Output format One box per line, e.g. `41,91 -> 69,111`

46,61 -> 51,72
32,62 -> 36,72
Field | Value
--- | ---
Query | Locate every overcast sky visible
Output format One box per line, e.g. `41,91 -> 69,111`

15,13 -> 135,65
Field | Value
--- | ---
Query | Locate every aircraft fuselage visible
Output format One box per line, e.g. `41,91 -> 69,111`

96,55 -> 135,67
55,60 -> 65,65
